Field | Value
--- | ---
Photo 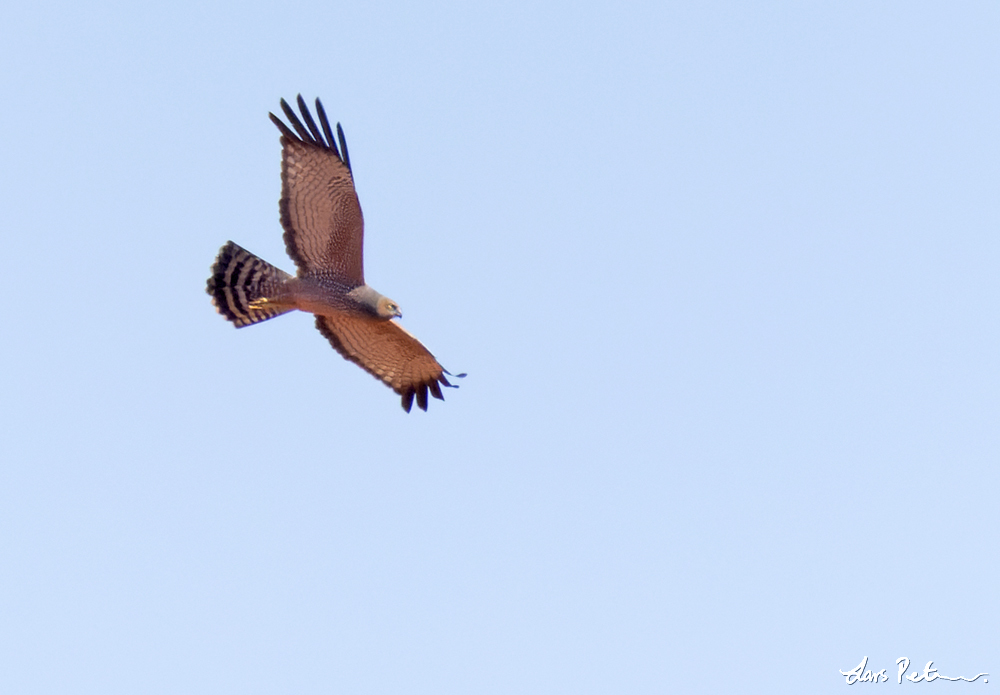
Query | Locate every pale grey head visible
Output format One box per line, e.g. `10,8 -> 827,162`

375,295 -> 403,320
347,284 -> 402,320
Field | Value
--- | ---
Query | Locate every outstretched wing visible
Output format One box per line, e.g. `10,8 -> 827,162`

315,315 -> 458,412
270,95 -> 365,285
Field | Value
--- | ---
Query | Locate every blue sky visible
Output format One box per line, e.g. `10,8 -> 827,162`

1,1 -> 997,693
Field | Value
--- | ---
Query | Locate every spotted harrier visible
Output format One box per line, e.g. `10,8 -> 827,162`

207,96 -> 462,412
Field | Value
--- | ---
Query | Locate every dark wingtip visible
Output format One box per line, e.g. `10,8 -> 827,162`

274,96 -> 347,165
315,98 -> 337,152
279,97 -> 295,123
278,97 -> 311,142
296,94 -> 324,144
429,381 -> 444,401
269,112 -> 295,139
337,122 -> 351,172
400,379 -> 450,412
441,369 -> 467,388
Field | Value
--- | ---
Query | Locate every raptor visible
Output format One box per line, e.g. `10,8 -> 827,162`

207,96 -> 462,411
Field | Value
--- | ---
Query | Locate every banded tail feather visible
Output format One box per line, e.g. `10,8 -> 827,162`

207,241 -> 293,327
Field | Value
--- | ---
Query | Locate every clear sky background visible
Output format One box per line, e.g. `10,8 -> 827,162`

1,1 -> 997,693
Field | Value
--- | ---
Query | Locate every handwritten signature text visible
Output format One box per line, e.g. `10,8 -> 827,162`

840,657 -> 987,685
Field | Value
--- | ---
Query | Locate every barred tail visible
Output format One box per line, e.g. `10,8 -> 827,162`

207,241 -> 294,327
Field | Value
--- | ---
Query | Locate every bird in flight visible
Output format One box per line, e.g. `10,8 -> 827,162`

207,95 -> 463,412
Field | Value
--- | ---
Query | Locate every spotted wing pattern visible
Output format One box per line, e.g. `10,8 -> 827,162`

314,314 -> 457,412
269,96 -> 365,285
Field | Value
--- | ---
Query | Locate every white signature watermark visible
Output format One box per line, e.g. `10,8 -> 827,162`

840,657 -> 988,685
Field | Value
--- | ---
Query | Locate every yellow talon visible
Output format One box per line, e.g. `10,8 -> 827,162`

248,298 -> 269,310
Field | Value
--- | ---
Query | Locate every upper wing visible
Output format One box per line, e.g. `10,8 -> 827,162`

270,96 -> 365,284
315,314 -> 459,412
